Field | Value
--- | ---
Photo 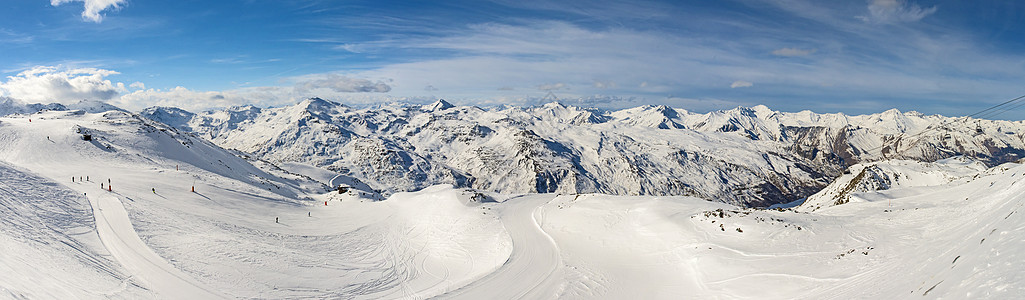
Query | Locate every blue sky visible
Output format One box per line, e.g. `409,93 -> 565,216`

2,0 -> 1025,118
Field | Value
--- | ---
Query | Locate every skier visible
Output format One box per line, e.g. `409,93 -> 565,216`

308,212 -> 311,217
101,183 -> 104,189
86,176 -> 89,181
72,177 -> 75,182
275,217 -> 279,223
152,188 -> 156,194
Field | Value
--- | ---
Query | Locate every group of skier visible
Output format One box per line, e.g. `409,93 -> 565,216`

69,166 -> 308,226
73,176 -> 113,191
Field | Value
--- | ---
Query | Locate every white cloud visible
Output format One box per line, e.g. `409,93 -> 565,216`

115,86 -> 251,112
537,82 -> 567,91
294,74 -> 391,93
858,0 -> 937,24
0,66 -> 124,104
50,0 -> 127,23
593,80 -> 616,89
772,47 -> 816,57
129,81 -> 145,89
730,81 -> 754,88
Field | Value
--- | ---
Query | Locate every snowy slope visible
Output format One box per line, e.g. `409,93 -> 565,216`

0,161 -> 154,299
528,159 -> 1025,298
798,157 -> 988,212
0,108 -> 510,299
4,104 -> 1025,298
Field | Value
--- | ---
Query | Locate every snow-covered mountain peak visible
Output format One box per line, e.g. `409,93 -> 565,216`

66,99 -> 125,114
423,99 -> 455,112
527,101 -> 605,125
0,96 -> 67,116
610,104 -> 686,129
541,101 -> 567,109
859,107 -> 924,133
651,104 -> 681,119
140,106 -> 196,131
720,105 -> 759,117
881,107 -> 902,115
223,104 -> 261,113
297,97 -> 342,112
751,104 -> 774,118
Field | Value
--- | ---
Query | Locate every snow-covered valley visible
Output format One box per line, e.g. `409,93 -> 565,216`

2,102 -> 1025,299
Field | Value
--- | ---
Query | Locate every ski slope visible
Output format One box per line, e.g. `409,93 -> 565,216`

442,194 -> 563,299
0,110 -> 511,298
2,108 -> 1025,299
89,194 -> 223,298
0,161 -> 153,299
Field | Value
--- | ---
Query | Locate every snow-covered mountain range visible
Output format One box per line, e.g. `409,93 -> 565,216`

139,98 -> 1025,207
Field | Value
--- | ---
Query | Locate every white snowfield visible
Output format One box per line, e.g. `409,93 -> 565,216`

90,194 -> 224,299
441,195 -> 563,299
1,109 -> 1025,299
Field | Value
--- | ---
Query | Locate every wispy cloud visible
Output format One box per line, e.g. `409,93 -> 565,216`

538,82 -> 567,91
50,0 -> 128,23
857,0 -> 937,24
593,80 -> 616,89
730,81 -> 753,89
294,74 -> 391,93
771,47 -> 816,57
0,29 -> 34,44
210,56 -> 282,64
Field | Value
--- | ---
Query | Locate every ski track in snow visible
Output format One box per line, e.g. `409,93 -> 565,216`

88,194 -> 225,299
440,194 -> 563,299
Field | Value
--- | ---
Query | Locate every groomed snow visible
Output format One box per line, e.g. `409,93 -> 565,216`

2,109 -> 1025,299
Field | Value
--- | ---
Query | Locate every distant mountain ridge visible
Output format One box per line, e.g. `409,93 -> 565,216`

132,98 -> 1025,207
4,96 -> 1022,207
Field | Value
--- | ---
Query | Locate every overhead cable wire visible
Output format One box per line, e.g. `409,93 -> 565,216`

862,93 -> 1025,158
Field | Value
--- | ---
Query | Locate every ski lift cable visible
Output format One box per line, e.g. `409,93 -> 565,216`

974,96 -> 1025,120
966,94 -> 1025,119
862,93 -> 1025,156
